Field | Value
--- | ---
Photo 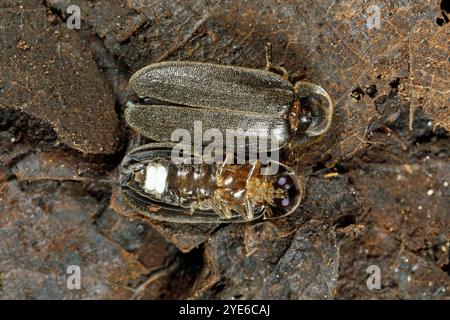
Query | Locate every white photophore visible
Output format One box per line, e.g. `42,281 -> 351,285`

145,163 -> 167,194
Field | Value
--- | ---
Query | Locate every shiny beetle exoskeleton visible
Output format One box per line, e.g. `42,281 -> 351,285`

125,44 -> 333,152
120,143 -> 303,223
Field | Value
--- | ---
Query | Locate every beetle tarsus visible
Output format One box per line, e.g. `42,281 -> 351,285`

263,206 -> 273,219
232,204 -> 248,221
220,201 -> 233,219
205,199 -> 226,219
245,198 -> 255,221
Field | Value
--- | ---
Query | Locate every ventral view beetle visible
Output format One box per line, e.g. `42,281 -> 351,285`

120,143 -> 304,223
125,44 -> 334,153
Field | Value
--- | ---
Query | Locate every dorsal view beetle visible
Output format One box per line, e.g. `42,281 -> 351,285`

125,44 -> 333,153
120,44 -> 333,223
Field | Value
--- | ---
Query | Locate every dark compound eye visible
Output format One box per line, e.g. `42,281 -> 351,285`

300,115 -> 311,127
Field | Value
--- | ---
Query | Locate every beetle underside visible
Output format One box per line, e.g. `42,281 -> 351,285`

119,143 -> 303,223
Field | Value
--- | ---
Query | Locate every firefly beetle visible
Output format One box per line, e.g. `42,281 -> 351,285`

120,44 -> 333,223
119,142 -> 303,223
125,44 -> 334,152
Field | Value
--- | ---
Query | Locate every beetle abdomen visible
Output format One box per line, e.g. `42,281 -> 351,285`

165,162 -> 217,209
120,143 -> 303,223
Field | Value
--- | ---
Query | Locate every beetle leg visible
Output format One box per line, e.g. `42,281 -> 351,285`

245,198 -> 255,221
205,198 -> 227,219
210,193 -> 233,219
232,204 -> 249,221
218,152 -> 234,175
220,202 -> 233,219
290,69 -> 307,83
264,206 -> 273,219
246,159 -> 260,183
265,43 -> 289,80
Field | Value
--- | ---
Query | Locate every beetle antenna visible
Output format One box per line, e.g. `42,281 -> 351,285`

265,42 -> 289,79
265,42 -> 273,69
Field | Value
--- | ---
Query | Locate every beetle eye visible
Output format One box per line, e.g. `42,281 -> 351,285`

298,105 -> 313,131
300,115 -> 311,128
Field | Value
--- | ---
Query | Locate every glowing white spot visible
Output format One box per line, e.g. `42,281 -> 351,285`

233,190 -> 245,198
224,176 -> 233,186
145,163 -> 167,194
